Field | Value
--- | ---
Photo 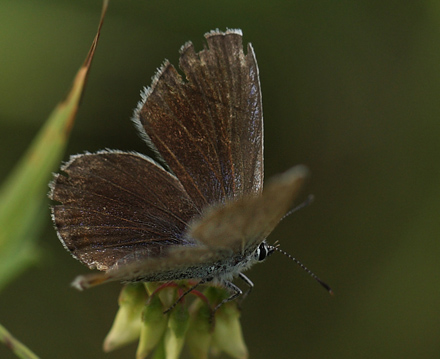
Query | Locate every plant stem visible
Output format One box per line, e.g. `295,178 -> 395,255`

0,323 -> 40,359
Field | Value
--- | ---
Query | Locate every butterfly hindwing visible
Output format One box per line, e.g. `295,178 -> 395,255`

50,150 -> 198,271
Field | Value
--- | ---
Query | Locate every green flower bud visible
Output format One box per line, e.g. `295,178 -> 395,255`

212,301 -> 248,359
163,300 -> 190,359
103,283 -> 147,352
186,298 -> 213,359
136,293 -> 169,359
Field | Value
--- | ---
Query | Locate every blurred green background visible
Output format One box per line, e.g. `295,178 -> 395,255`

1,1 -> 440,358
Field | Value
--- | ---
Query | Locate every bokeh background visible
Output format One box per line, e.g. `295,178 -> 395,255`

1,1 -> 440,358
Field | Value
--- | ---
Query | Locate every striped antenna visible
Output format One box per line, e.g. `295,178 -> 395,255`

281,194 -> 315,221
270,245 -> 333,295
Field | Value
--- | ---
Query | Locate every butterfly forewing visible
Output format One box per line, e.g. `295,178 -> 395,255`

50,151 -> 198,271
189,166 -> 309,252
134,29 -> 263,210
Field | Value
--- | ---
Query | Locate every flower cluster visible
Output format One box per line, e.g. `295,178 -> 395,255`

103,282 -> 248,359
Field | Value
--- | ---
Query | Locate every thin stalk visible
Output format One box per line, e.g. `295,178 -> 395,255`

0,323 -> 40,359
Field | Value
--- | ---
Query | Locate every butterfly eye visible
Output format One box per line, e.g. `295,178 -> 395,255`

256,242 -> 269,261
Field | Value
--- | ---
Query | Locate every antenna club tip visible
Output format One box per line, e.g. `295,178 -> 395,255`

317,279 -> 333,296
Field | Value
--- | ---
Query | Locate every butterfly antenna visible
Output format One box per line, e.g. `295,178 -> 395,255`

271,246 -> 333,295
281,194 -> 315,221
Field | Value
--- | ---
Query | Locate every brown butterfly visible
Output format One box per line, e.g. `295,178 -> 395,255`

49,29 -> 325,306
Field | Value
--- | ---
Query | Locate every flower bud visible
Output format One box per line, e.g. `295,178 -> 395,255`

186,297 -> 213,359
103,283 -> 147,352
136,293 -> 168,359
163,300 -> 190,359
212,301 -> 248,359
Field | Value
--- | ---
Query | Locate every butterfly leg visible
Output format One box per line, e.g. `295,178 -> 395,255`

236,273 -> 254,309
213,280 -> 243,313
163,279 -> 208,314
238,273 -> 254,299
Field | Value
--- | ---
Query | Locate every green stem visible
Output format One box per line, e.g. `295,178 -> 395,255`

0,323 -> 40,359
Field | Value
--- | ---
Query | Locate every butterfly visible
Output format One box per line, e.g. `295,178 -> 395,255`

49,29 -> 315,305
